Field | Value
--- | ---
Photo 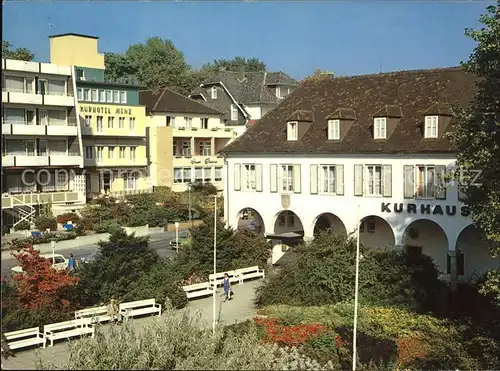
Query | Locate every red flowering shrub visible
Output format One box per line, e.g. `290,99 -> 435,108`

56,212 -> 80,225
396,336 -> 429,366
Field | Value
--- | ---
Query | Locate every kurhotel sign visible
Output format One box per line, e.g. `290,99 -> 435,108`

80,106 -> 132,115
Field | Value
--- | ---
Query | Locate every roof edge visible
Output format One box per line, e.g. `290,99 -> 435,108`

49,33 -> 99,39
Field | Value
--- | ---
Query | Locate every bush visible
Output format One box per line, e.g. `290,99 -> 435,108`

255,231 -> 440,312
34,216 -> 57,231
189,182 -> 218,195
10,232 -> 78,249
36,308 -> 338,370
2,307 -> 74,333
56,212 -> 80,225
179,214 -> 270,278
13,220 -> 30,231
127,211 -> 148,227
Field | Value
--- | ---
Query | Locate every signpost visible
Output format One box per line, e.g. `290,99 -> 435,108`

175,222 -> 180,253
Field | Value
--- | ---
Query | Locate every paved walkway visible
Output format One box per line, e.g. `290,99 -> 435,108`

2,280 -> 261,370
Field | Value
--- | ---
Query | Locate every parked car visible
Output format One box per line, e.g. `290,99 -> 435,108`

169,231 -> 190,249
80,252 -> 98,264
11,254 -> 68,274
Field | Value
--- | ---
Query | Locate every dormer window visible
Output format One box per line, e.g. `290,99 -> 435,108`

276,86 -> 290,99
287,121 -> 298,141
374,117 -> 387,139
425,115 -> 438,138
328,119 -> 340,140
211,86 -> 217,99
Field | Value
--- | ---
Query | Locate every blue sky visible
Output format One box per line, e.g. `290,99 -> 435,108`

2,1 -> 493,79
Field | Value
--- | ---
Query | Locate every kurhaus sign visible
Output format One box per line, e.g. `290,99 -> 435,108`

80,106 -> 132,115
381,202 -> 470,217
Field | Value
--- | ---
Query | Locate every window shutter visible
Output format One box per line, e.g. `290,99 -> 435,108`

234,164 -> 241,191
255,164 -> 263,192
382,165 -> 392,197
293,164 -> 301,193
354,165 -> 363,196
336,165 -> 344,195
403,165 -> 414,199
435,165 -> 447,200
310,165 -> 318,194
270,164 -> 277,193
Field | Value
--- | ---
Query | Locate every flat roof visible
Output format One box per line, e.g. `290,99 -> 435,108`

49,33 -> 99,39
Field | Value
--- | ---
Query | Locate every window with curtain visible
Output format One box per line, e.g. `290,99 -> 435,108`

48,110 -> 66,126
4,108 -> 25,125
4,76 -> 24,92
174,169 -> 183,183
48,80 -> 65,96
183,168 -> 192,183
203,168 -> 211,183
113,90 -> 119,103
48,140 -> 67,155
214,167 -> 222,181
194,167 -> 203,182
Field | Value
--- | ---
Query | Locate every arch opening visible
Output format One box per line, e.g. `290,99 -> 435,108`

359,215 -> 395,249
236,208 -> 265,235
313,213 -> 347,237
455,225 -> 499,281
402,219 -> 448,274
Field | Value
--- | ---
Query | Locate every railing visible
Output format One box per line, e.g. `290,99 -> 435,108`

2,87 -> 74,97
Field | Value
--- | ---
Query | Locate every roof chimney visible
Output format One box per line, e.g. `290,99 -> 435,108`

238,66 -> 246,82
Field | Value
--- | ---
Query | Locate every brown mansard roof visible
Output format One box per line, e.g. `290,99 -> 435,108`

139,88 -> 223,115
222,67 -> 478,155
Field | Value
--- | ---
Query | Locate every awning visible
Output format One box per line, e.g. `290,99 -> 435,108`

265,232 -> 303,239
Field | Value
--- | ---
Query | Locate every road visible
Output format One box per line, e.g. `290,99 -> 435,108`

1,230 -> 186,277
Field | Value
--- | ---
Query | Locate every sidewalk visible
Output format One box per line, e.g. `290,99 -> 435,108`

2,280 -> 261,370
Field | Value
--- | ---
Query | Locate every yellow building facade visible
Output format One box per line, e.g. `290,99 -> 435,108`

49,33 -> 149,198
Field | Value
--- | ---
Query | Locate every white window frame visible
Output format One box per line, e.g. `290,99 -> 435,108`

211,86 -> 217,99
85,146 -> 93,159
106,90 -> 112,102
108,116 -> 114,129
328,119 -> 340,140
366,165 -> 383,196
113,90 -> 119,103
96,116 -> 103,132
77,88 -> 83,101
320,165 -> 336,194
287,121 -> 298,141
84,89 -> 91,101
99,89 -> 106,102
182,141 -> 191,157
374,117 -> 387,139
96,146 -> 104,161
242,164 -> 256,191
120,91 -> 127,104
214,167 -> 223,182
91,89 -> 98,102
185,117 -> 192,129
201,118 -> 209,129
416,165 -> 437,199
84,115 -> 92,128
130,146 -> 136,160
230,104 -> 238,121
118,117 -> 125,129
118,146 -> 126,159
200,141 -> 212,156
129,117 -> 135,130
424,116 -> 438,138
108,146 -> 115,159
280,164 -> 294,193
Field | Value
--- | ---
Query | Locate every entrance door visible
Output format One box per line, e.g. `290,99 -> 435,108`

85,173 -> 92,199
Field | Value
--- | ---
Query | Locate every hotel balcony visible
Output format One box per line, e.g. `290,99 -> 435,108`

84,157 -> 148,168
81,126 -> 145,138
2,90 -> 75,107
2,155 -> 81,168
2,191 -> 83,210
2,59 -> 72,76
2,123 -> 78,137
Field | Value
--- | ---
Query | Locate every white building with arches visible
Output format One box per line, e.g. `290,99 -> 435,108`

221,67 -> 499,290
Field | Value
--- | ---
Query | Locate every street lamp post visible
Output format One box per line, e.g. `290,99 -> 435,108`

50,239 -> 56,266
352,204 -> 361,371
212,195 -> 217,334
188,184 -> 192,228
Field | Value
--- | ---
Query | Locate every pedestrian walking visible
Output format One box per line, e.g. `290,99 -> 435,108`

67,253 -> 77,272
223,273 -> 233,302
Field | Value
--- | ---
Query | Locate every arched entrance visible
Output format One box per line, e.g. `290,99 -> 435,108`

456,225 -> 499,281
236,208 -> 265,235
359,215 -> 395,249
267,210 -> 305,265
402,219 -> 448,274
313,213 -> 347,237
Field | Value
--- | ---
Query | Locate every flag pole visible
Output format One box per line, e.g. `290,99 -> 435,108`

352,204 -> 361,371
212,195 -> 217,334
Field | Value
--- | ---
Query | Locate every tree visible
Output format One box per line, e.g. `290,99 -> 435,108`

2,41 -> 34,61
449,4 -> 500,301
202,56 -> 266,73
11,244 -> 80,310
104,37 -> 192,94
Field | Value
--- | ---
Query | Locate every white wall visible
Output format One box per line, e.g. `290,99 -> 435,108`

243,105 -> 261,120
223,153 -> 499,278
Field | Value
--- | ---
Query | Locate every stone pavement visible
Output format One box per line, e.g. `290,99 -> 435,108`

2,280 -> 261,370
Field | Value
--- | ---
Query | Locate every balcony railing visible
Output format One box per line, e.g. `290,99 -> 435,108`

2,87 -> 74,97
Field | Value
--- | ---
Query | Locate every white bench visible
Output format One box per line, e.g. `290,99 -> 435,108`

235,266 -> 265,283
44,318 -> 95,347
209,270 -> 240,288
119,299 -> 161,321
4,327 -> 46,350
183,282 -> 214,299
75,305 -> 112,324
